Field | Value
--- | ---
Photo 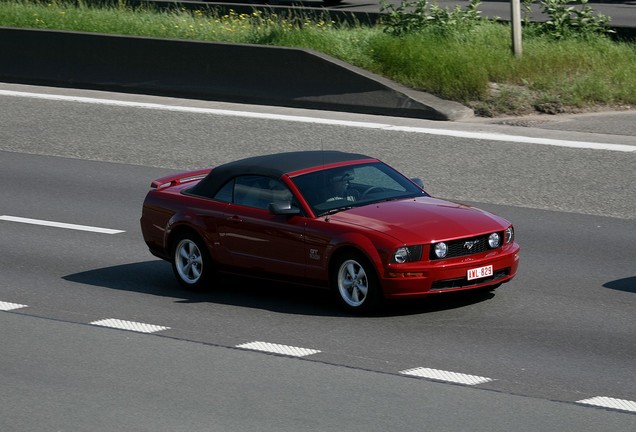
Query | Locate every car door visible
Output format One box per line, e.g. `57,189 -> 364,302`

217,175 -> 308,281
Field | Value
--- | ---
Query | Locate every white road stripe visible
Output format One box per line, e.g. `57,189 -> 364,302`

577,396 -> 636,412
400,367 -> 493,385
0,301 -> 28,311
1,90 -> 633,153
0,215 -> 124,234
236,341 -> 321,357
90,319 -> 170,334
3,298 -> 634,408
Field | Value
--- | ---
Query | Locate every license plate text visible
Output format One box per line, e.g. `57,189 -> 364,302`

467,265 -> 493,281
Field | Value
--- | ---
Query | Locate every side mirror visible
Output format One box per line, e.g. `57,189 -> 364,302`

269,201 -> 301,216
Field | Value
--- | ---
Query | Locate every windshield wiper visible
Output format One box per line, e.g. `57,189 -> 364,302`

322,205 -> 355,216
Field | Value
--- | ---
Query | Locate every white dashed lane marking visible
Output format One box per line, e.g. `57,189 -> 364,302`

400,367 -> 493,385
577,397 -> 636,413
3,301 -> 634,413
90,319 -> 170,334
236,341 -> 321,357
0,215 -> 124,234
0,301 -> 28,311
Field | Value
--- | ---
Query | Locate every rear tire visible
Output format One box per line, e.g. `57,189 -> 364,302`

172,232 -> 213,291
331,252 -> 381,313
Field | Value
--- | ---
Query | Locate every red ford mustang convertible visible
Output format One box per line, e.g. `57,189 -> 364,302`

140,150 -> 520,312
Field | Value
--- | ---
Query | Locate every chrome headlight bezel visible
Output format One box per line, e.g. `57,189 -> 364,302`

505,226 -> 514,244
392,245 -> 423,264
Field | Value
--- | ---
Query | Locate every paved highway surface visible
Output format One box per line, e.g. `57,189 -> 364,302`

208,0 -> 636,29
1,83 -> 635,430
334,0 -> 636,28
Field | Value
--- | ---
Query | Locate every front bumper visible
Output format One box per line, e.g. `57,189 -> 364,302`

380,243 -> 520,298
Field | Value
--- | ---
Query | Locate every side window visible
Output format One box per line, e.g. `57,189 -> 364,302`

233,175 -> 293,210
268,178 -> 294,204
213,180 -> 234,203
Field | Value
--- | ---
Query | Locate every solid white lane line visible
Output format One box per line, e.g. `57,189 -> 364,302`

0,301 -> 28,311
400,367 -> 493,385
90,319 -> 170,334
0,215 -> 125,234
577,396 -> 636,413
2,90 -> 634,153
236,341 -> 321,357
383,125 -> 636,152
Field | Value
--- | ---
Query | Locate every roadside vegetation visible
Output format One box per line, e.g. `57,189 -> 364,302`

1,0 -> 635,116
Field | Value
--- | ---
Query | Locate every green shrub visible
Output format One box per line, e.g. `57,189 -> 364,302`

379,0 -> 484,37
534,0 -> 615,40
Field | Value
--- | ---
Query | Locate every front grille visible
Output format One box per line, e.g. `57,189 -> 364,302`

430,268 -> 510,291
429,232 -> 503,260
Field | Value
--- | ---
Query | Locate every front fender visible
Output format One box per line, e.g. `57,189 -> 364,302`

326,231 -> 392,278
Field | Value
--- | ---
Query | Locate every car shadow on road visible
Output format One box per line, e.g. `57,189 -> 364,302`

63,260 -> 495,317
603,276 -> 636,293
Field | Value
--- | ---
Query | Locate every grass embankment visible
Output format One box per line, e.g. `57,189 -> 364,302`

1,0 -> 635,116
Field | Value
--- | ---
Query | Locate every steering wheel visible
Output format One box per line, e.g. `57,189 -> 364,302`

360,186 -> 383,199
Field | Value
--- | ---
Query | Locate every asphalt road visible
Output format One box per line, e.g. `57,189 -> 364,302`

1,84 -> 635,430
214,0 -> 636,29
334,0 -> 636,28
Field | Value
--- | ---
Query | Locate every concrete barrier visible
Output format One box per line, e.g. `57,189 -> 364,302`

0,27 -> 473,120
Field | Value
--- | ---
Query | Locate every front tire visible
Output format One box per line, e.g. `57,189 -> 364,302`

172,233 -> 212,291
332,252 -> 381,313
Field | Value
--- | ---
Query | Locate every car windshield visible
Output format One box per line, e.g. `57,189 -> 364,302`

291,162 -> 427,216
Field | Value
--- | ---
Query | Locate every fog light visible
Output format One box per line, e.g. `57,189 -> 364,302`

488,233 -> 501,248
434,242 -> 448,258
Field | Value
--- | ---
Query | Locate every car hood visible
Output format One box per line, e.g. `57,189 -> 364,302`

326,197 -> 510,243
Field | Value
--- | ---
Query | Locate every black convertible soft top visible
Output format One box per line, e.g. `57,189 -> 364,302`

188,150 -> 375,198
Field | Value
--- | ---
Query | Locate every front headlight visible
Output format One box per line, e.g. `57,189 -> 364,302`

393,245 -> 423,263
488,232 -> 501,248
433,242 -> 448,259
505,226 -> 514,244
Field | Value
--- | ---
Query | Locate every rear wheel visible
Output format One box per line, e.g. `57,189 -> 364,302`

332,252 -> 381,313
172,232 -> 212,291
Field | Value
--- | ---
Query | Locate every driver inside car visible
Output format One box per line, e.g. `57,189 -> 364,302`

325,168 -> 359,202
